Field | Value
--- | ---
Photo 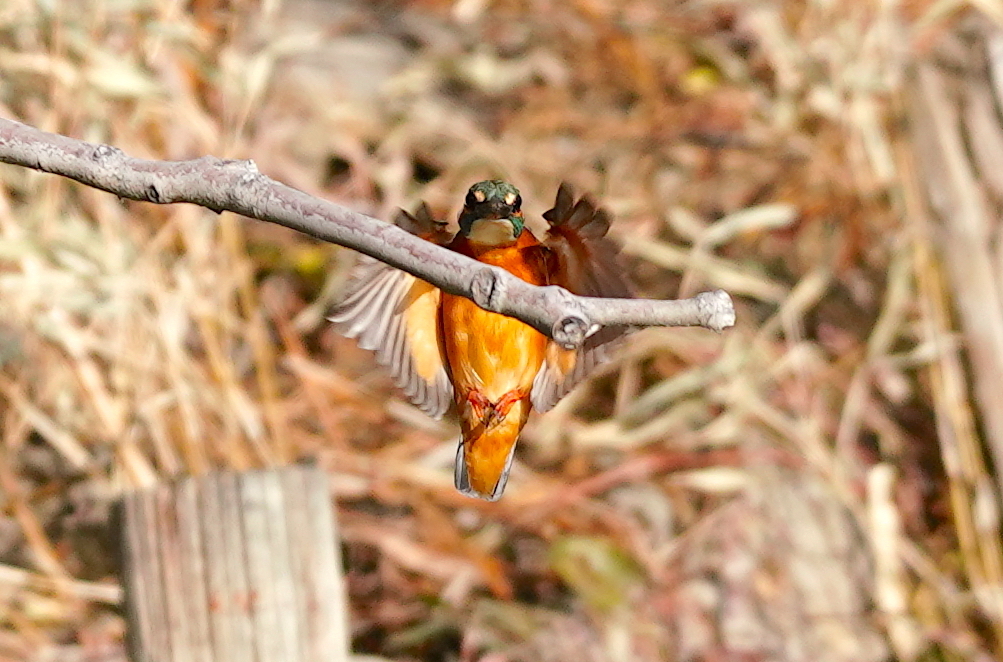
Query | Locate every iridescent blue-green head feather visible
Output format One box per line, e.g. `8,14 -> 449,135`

458,180 -> 525,243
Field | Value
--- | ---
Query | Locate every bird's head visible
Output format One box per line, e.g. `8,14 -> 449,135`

458,180 -> 524,245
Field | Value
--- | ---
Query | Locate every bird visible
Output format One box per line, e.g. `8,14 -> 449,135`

329,180 -> 632,500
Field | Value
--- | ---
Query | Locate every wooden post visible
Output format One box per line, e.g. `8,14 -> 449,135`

118,466 -> 350,662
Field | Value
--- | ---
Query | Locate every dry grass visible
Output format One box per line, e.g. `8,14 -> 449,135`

1,0 -> 1002,660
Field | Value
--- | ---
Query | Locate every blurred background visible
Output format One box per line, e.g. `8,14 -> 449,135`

2,0 -> 1003,660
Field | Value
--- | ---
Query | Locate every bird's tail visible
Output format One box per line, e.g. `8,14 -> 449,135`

454,402 -> 526,501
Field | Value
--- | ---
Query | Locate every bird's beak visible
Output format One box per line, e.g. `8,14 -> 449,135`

481,200 -> 514,219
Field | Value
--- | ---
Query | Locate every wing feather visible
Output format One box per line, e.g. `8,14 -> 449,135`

532,183 -> 633,412
329,205 -> 455,418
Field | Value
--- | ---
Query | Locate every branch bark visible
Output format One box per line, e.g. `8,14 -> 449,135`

0,118 -> 735,348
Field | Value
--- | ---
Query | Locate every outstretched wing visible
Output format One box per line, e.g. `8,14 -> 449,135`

531,183 -> 633,412
328,204 -> 455,418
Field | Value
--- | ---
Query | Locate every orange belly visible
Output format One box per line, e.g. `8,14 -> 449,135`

439,239 -> 548,498
440,292 -> 547,401
440,292 -> 547,497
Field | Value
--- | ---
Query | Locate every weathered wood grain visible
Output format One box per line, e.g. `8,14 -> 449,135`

119,467 -> 349,662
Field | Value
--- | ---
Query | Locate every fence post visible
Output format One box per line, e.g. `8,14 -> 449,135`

118,466 -> 350,662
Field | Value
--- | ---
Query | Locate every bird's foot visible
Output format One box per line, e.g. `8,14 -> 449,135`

464,391 -> 492,426
486,390 -> 522,427
464,390 -> 523,429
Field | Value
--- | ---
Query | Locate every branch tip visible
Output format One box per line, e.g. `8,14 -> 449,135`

695,289 -> 736,333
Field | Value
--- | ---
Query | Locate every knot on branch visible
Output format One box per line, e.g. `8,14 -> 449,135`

695,289 -> 736,332
89,144 -> 123,163
237,163 -> 261,184
471,268 -> 504,311
542,286 -> 593,349
214,157 -> 260,175
553,314 -> 591,350
239,171 -> 261,186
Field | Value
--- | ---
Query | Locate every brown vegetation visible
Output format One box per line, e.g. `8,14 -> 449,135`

1,0 -> 1001,660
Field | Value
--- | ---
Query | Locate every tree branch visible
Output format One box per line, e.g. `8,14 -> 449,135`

0,118 -> 735,348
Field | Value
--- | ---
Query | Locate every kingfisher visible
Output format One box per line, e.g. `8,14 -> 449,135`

330,180 -> 632,500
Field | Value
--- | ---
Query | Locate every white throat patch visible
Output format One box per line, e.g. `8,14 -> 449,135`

467,218 -> 517,245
